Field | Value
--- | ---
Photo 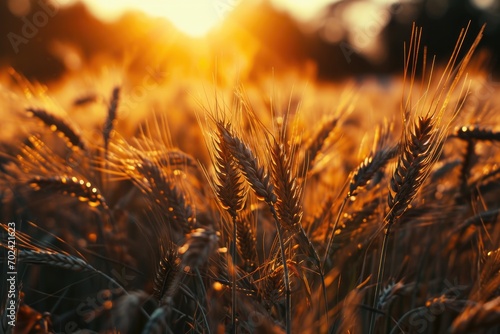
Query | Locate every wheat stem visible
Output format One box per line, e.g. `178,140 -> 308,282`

231,214 -> 237,334
323,196 -> 348,267
370,222 -> 392,333
269,205 -> 292,334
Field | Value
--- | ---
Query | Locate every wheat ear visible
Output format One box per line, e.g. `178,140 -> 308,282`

323,125 -> 397,266
216,122 -> 276,204
134,158 -> 194,236
153,245 -> 180,303
160,227 -> 218,326
298,116 -> 338,176
18,249 -> 96,272
217,122 -> 292,333
370,23 -> 484,333
456,125 -> 500,141
26,108 -> 85,150
28,175 -> 108,210
16,247 -> 146,317
212,125 -> 246,333
270,137 -> 329,325
103,87 -> 120,152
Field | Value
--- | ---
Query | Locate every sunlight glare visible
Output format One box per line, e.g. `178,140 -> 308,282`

270,0 -> 338,21
79,0 -> 238,37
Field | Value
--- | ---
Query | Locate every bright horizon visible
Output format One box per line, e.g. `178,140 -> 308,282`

78,0 -> 233,37
65,0 -> 337,37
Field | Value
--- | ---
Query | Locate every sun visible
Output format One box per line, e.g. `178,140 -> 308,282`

78,0 -> 238,37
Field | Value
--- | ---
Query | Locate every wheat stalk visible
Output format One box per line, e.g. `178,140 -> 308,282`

324,124 -> 397,266
216,122 -> 294,333
212,125 -> 246,217
370,23 -> 484,333
211,124 -> 246,333
270,136 -> 330,326
370,115 -> 440,331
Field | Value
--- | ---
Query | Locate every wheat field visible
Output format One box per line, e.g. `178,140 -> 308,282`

1,23 -> 500,334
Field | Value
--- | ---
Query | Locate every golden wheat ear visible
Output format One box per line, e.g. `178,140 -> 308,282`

388,22 -> 485,226
370,23 -> 485,333
217,121 -> 277,204
210,122 -> 247,332
28,175 -> 108,209
153,243 -> 180,304
103,86 -> 120,152
26,108 -> 86,150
